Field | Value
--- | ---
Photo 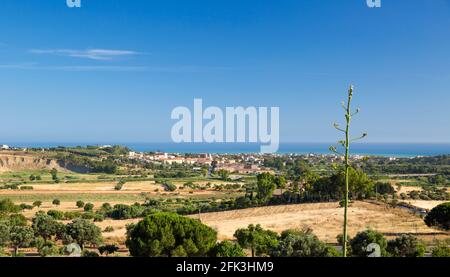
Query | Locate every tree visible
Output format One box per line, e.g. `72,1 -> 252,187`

32,213 -> 62,241
330,85 -> 367,257
424,202 -> 450,230
217,169 -> 230,181
34,237 -> 59,257
387,234 -> 425,257
52,199 -> 61,207
65,218 -> 102,249
271,228 -> 338,257
209,241 -> 246,257
350,230 -> 387,257
76,200 -> 85,209
10,225 -> 34,256
256,173 -> 277,203
274,176 -> 287,194
126,212 -> 217,257
234,224 -> 278,257
50,168 -> 58,181
0,222 -> 10,248
98,244 -> 119,256
32,201 -> 42,208
84,203 -> 94,212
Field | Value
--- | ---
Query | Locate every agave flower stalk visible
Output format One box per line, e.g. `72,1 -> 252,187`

330,85 -> 367,257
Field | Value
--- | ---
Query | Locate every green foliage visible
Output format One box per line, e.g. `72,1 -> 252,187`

163,181 -> 177,192
52,199 -> 61,206
374,182 -> 395,195
76,200 -> 85,208
114,181 -> 125,191
32,213 -> 63,241
65,218 -> 102,249
209,241 -> 246,257
10,225 -> 34,256
217,169 -> 230,181
51,168 -> 58,181
0,199 -> 20,213
32,201 -> 42,208
84,203 -> 94,212
431,241 -> 450,257
387,234 -> 425,257
98,244 -> 119,256
350,230 -> 387,257
34,237 -> 59,257
234,224 -> 278,257
424,202 -> 450,230
256,173 -> 277,203
126,212 -> 217,257
271,228 -> 338,257
47,210 -> 65,220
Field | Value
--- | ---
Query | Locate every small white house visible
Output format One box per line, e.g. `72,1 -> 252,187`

1,145 -> 10,150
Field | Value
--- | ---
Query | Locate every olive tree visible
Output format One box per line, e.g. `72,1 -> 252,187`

234,224 -> 278,257
209,241 -> 246,257
10,225 -> 35,256
65,218 -> 102,249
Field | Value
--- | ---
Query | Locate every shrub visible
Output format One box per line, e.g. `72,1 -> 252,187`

32,213 -> 62,240
47,210 -> 65,220
424,202 -> 450,230
81,250 -> 100,257
126,212 -> 217,257
431,241 -> 450,257
234,224 -> 278,257
52,199 -> 61,206
20,186 -> 34,190
271,228 -> 337,257
98,244 -> 119,256
84,203 -> 94,212
19,203 -> 33,210
350,230 -> 387,257
34,237 -> 59,257
76,201 -> 85,209
32,201 -> 42,208
387,234 -> 425,257
209,241 -> 246,257
103,226 -> 114,233
163,181 -> 177,192
0,199 -> 20,213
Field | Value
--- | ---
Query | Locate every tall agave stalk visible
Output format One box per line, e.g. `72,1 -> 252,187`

330,85 -> 367,257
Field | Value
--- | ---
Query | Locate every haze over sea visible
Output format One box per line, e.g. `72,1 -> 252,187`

3,143 -> 450,158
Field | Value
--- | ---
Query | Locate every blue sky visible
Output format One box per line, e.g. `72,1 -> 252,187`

0,0 -> 449,144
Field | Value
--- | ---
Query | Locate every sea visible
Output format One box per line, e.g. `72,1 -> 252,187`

3,142 -> 450,158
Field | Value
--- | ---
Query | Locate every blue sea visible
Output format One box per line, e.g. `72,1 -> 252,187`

3,142 -> 450,157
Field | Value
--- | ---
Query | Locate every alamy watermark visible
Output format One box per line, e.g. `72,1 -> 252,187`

367,0 -> 382,8
171,99 -> 280,153
66,0 -> 81,8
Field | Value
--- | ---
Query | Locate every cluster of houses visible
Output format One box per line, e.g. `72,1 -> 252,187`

126,151 -> 274,174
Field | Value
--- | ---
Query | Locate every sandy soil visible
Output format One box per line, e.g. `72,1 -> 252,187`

191,201 -> 449,242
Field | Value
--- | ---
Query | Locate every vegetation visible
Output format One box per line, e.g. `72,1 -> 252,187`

234,224 -> 278,257
424,202 -> 450,230
126,212 -> 217,257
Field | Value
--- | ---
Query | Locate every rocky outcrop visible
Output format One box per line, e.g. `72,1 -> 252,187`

0,153 -> 68,172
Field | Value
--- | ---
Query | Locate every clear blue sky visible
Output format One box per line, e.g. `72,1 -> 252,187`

0,0 -> 449,143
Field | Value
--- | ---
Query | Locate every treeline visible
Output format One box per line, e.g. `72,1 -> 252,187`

56,154 -> 118,174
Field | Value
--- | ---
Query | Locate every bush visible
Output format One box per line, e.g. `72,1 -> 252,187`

81,250 -> 100,257
32,213 -> 62,240
47,210 -> 65,220
0,199 -> 20,213
431,241 -> 450,257
32,201 -> 42,208
103,226 -> 114,233
234,224 -> 278,257
271,228 -> 337,257
76,201 -> 85,209
19,203 -> 33,210
98,244 -> 119,256
126,212 -> 217,257
387,234 -> 425,257
52,199 -> 61,206
163,181 -> 177,192
424,202 -> 450,230
209,241 -> 246,257
350,230 -> 387,257
84,203 -> 94,212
